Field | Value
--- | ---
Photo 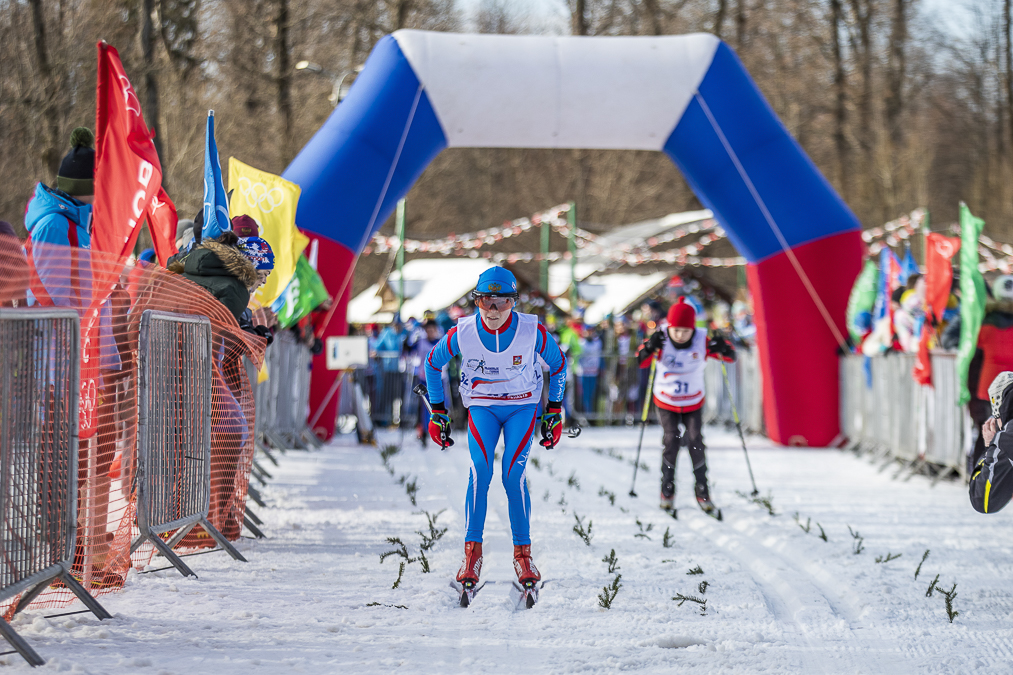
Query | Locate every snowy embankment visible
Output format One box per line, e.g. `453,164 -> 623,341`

4,425 -> 1011,674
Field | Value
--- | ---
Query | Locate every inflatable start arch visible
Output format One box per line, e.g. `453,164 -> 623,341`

285,31 -> 862,446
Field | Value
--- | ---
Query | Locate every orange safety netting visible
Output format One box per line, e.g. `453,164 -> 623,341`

0,237 -> 265,613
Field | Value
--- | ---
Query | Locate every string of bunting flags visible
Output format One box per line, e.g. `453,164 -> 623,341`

361,203 -> 745,268
863,209 -> 925,253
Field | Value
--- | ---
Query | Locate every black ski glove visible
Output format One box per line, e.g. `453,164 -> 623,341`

708,334 -> 735,361
646,331 -> 664,353
253,325 -> 274,346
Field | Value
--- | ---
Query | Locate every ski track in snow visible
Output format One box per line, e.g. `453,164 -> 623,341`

3,425 -> 1013,673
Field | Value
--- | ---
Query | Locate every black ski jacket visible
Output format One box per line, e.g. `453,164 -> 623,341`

970,421 -> 1013,514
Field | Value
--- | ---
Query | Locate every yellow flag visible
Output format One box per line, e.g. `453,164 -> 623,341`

228,157 -> 309,307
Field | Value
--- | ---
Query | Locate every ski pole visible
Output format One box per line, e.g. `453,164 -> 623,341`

720,359 -> 759,496
629,357 -> 657,498
411,382 -> 451,450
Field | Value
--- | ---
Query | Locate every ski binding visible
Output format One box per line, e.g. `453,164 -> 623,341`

450,579 -> 485,607
510,579 -> 545,610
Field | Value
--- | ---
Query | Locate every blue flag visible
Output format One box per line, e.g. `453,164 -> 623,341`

873,248 -> 895,322
900,246 -> 919,285
202,110 -> 230,240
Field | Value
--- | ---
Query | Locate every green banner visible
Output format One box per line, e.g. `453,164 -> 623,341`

957,203 -> 986,405
846,258 -> 879,345
276,255 -> 330,329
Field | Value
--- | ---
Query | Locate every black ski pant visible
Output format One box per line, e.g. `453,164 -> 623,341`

658,406 -> 707,498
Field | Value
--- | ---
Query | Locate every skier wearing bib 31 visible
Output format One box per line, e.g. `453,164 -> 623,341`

424,267 -> 567,604
636,297 -> 735,517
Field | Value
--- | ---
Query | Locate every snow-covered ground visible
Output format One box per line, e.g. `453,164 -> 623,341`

5,425 -> 1012,674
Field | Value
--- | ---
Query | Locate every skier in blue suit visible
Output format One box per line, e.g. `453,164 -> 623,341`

424,267 -> 567,596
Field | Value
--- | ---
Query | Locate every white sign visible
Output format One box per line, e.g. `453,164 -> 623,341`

326,336 -> 369,370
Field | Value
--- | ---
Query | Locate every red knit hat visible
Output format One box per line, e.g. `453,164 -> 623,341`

667,297 -> 696,329
232,214 -> 260,238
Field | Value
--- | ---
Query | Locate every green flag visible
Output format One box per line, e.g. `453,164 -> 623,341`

957,202 -> 986,405
846,258 -> 879,345
276,255 -> 330,329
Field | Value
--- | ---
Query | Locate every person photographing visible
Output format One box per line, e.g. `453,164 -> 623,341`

970,371 -> 1013,514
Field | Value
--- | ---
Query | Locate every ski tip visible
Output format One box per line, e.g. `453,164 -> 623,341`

629,491 -> 638,498
716,509 -> 723,521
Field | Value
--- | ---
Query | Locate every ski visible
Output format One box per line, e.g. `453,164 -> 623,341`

510,580 -> 545,610
450,579 -> 485,607
698,500 -> 723,521
661,506 -> 678,520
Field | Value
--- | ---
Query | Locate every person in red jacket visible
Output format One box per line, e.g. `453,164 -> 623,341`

637,297 -> 734,517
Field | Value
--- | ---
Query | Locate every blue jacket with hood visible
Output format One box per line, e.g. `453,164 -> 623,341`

25,182 -> 119,371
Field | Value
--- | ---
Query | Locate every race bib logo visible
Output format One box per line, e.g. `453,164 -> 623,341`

467,358 -> 487,373
513,355 -> 522,365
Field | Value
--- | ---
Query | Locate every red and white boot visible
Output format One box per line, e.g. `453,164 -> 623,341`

456,541 -> 483,587
513,545 -> 541,586
513,545 -> 541,609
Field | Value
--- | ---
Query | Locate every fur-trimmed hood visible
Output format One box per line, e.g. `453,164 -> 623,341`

170,239 -> 257,324
170,240 -> 257,289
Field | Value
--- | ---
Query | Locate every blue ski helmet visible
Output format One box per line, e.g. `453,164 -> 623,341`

473,266 -> 518,297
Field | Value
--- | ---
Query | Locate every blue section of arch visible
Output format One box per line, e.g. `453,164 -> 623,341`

663,42 -> 860,263
282,35 -> 448,254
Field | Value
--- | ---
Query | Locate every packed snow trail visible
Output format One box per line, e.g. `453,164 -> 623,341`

4,425 -> 1013,673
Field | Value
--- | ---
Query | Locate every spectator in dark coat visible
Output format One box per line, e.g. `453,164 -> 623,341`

168,231 -> 256,324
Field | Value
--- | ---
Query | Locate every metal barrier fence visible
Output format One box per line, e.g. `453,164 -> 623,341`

255,331 -> 317,451
130,310 -> 246,578
703,348 -> 764,433
839,353 -> 968,475
0,309 -> 110,666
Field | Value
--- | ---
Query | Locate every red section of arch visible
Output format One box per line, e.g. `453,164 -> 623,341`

305,234 -> 355,441
748,230 -> 863,447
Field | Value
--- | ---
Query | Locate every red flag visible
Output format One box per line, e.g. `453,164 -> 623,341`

913,234 -> 961,386
93,41 -> 163,262
925,233 -> 960,323
147,187 -> 179,265
79,42 -> 163,437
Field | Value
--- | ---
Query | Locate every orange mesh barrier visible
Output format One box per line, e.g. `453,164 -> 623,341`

0,238 -> 265,613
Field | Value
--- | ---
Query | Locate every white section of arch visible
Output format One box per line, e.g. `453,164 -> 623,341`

392,30 -> 720,151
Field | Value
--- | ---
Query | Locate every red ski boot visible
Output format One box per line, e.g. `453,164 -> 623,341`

455,542 -> 483,607
457,541 -> 483,584
512,545 -> 541,609
513,545 -> 541,585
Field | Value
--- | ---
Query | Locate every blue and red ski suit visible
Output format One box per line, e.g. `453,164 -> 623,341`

425,312 -> 566,545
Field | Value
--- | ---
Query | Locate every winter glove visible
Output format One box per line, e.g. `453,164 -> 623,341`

708,334 -> 735,361
253,325 -> 275,346
646,331 -> 664,353
428,403 -> 454,448
539,402 -> 564,449
636,331 -> 664,366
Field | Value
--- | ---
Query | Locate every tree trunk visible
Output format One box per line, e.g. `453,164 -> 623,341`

276,0 -> 293,167
28,0 -> 60,176
735,0 -> 746,51
1006,0 -> 1012,155
830,0 -> 849,202
714,0 -> 727,39
885,0 -> 907,146
572,0 -> 588,36
642,0 -> 663,35
141,0 -> 166,183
